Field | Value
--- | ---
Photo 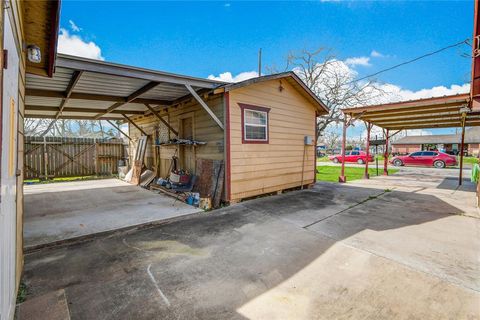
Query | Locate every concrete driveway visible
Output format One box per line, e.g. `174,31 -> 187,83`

18,169 -> 480,319
23,179 -> 201,250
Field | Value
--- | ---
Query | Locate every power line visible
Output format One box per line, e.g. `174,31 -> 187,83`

347,38 -> 470,85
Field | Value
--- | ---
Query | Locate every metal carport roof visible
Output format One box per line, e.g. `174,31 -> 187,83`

25,54 -> 227,121
341,93 -> 473,130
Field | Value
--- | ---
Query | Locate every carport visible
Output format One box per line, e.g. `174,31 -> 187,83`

340,93 -> 473,185
24,54 -> 228,248
26,53 -> 225,127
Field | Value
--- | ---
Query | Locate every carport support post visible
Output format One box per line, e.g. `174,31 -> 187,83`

383,129 -> 389,176
339,120 -> 347,183
364,122 -> 372,179
459,113 -> 466,186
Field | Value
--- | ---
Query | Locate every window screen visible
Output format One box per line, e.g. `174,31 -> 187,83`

244,109 -> 268,141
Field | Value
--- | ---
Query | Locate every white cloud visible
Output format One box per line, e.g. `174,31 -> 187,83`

57,28 -> 104,60
69,20 -> 81,32
207,71 -> 258,83
344,56 -> 371,67
376,83 -> 470,104
370,50 -> 384,58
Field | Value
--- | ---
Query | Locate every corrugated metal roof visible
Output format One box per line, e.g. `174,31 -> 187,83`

25,54 -> 226,120
342,94 -> 474,130
393,127 -> 480,145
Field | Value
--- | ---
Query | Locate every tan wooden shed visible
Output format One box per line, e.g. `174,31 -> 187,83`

128,72 -> 328,202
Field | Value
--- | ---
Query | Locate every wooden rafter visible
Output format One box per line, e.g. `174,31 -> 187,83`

144,103 -> 178,136
27,114 -> 122,120
185,84 -> 224,130
122,114 -> 148,136
375,115 -> 480,127
26,105 -> 145,115
386,120 -> 480,130
93,82 -> 160,119
360,106 -> 466,121
106,120 -> 132,141
364,110 -> 477,122
26,89 -> 171,106
56,70 -> 83,119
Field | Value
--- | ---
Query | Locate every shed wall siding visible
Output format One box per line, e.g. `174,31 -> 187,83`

228,80 -> 316,201
129,94 -> 224,177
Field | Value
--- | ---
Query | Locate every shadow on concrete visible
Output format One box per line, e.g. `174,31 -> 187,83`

20,182 -> 472,319
436,177 -> 476,191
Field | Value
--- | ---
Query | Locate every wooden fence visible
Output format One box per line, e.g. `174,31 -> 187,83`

24,136 -> 128,179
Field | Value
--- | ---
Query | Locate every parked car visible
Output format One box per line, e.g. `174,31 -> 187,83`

329,151 -> 374,164
390,151 -> 457,168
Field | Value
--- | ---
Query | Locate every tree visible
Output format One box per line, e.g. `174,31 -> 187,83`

320,126 -> 341,151
275,48 -> 386,139
24,118 -> 122,138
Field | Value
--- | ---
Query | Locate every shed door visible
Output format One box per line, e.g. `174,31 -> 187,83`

0,10 -> 19,320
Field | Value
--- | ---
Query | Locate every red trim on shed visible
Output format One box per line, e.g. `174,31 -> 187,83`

225,92 -> 231,201
238,103 -> 270,144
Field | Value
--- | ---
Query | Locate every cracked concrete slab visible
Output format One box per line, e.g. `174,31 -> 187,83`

21,169 -> 480,319
24,179 -> 201,249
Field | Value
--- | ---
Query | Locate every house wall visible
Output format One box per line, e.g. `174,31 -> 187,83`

392,144 -> 421,154
467,143 -> 479,156
12,0 -> 25,291
0,1 -> 26,318
129,93 -> 224,178
227,80 -> 316,202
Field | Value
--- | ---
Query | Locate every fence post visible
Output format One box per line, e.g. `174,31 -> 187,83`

43,136 -> 49,180
94,138 -> 99,176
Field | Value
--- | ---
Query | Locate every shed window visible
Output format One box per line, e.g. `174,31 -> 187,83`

239,103 -> 270,144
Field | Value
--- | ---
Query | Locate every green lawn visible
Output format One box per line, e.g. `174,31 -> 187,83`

316,165 -> 398,183
462,157 -> 479,165
24,175 -> 110,185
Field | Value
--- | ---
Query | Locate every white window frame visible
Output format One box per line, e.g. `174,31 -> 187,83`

243,108 -> 268,142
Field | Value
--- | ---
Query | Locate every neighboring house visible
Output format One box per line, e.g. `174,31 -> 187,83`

0,1 -> 60,319
392,127 -> 480,156
128,72 -> 328,202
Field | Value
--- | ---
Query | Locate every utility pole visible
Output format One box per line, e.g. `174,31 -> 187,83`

258,48 -> 262,76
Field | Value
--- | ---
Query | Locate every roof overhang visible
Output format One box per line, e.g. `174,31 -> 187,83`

342,94 -> 474,130
25,54 -> 226,120
223,72 -> 329,115
24,0 -> 61,77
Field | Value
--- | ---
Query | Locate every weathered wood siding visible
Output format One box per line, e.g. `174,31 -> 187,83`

129,94 -> 224,178
228,80 -> 316,201
24,137 -> 126,179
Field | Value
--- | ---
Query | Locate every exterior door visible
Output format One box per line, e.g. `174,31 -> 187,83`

0,10 -> 19,320
179,115 -> 195,173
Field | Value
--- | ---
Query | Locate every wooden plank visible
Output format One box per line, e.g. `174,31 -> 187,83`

130,160 -> 142,185
56,70 -> 84,118
94,81 -> 160,119
106,120 -> 132,141
122,114 -> 148,136
26,88 -> 171,105
144,103 -> 178,136
26,105 -> 145,115
185,84 -> 224,130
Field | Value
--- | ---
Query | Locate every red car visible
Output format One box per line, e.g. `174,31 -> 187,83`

390,151 -> 457,168
329,151 -> 374,164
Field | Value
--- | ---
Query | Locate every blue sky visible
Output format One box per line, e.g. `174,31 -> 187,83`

59,1 -> 473,136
